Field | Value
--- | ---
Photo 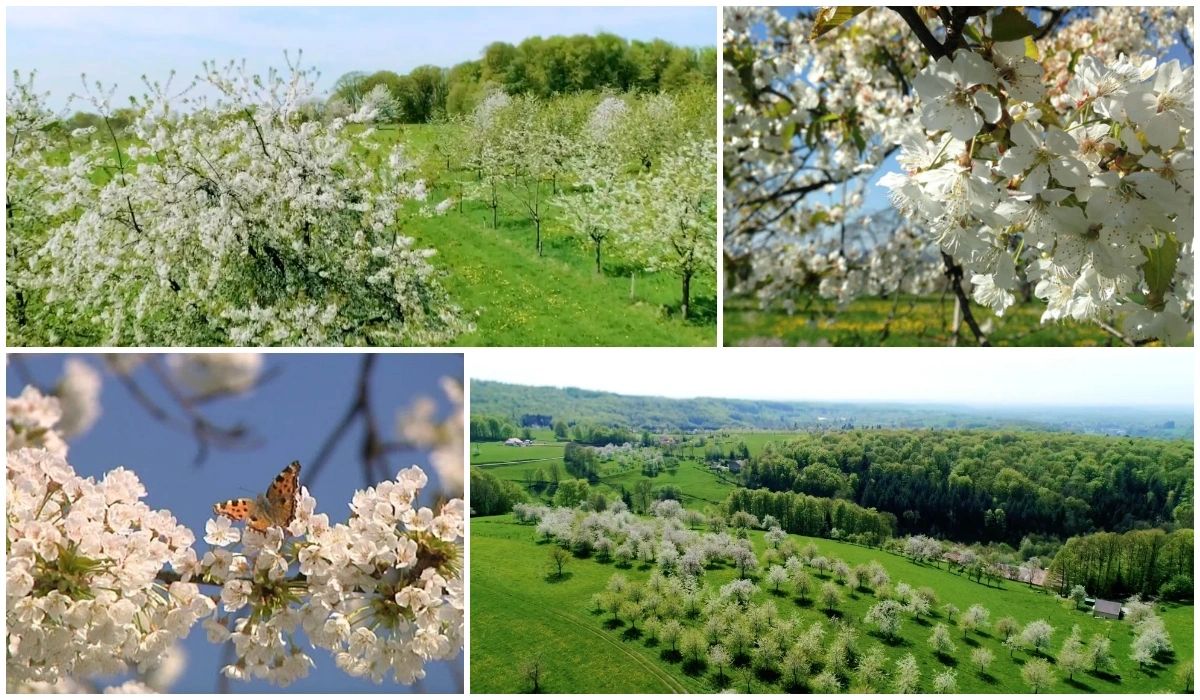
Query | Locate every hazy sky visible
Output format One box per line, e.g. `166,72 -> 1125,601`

7,5 -> 716,108
470,348 -> 1195,408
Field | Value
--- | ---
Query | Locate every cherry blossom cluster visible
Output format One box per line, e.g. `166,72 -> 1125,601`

7,381 -> 464,689
725,7 -> 1194,344
6,59 -> 470,346
884,33 -> 1193,343
201,466 -> 464,686
6,389 -> 211,692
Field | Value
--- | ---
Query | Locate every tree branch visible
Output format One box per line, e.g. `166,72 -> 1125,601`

940,252 -> 991,346
890,6 -> 949,59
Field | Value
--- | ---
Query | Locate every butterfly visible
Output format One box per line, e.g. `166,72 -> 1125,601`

212,461 -> 301,532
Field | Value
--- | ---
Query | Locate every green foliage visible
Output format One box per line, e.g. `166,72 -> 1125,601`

335,33 -> 715,123
737,430 -> 1193,542
1049,529 -> 1193,599
725,487 -> 894,542
992,7 -> 1040,42
471,468 -> 528,516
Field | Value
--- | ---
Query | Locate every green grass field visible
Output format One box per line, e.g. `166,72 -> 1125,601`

471,515 -> 1193,694
598,459 -> 736,508
723,295 -> 1184,347
391,124 -> 717,346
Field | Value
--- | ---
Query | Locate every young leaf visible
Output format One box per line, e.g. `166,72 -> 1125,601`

992,7 -> 1039,42
811,6 -> 870,39
1141,235 -> 1179,311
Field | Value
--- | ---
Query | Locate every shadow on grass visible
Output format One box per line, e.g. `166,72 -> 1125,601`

1088,669 -> 1122,684
603,618 -> 624,631
660,649 -> 683,664
936,652 -> 958,667
621,627 -> 643,642
682,658 -> 708,677
867,630 -> 908,647
543,572 -> 573,584
978,671 -> 997,684
963,636 -> 980,648
754,667 -> 780,684
1064,676 -> 1095,692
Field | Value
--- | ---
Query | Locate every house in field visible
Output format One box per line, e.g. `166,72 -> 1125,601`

504,437 -> 532,447
1093,598 -> 1124,620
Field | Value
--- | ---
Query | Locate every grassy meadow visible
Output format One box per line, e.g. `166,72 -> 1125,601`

471,514 -> 1194,694
379,124 -> 717,346
722,295 -> 1183,347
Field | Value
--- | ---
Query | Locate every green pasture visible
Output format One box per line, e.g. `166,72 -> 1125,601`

722,295 -> 1183,347
470,515 -> 1193,694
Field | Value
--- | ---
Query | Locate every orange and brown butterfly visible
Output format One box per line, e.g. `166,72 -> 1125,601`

212,461 -> 302,533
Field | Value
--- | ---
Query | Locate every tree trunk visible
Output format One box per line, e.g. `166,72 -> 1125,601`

535,218 -> 542,257
629,271 -> 636,299
594,238 -> 602,273
681,270 -> 693,320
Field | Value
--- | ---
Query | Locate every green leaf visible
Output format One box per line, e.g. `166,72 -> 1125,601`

1024,36 -> 1040,60
1141,235 -> 1179,311
768,100 -> 792,120
963,24 -> 984,44
850,124 -> 866,153
992,7 -> 1038,42
811,6 -> 870,39
780,121 -> 797,147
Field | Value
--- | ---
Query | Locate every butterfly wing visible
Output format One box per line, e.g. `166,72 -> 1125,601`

263,461 -> 301,528
213,498 -> 254,522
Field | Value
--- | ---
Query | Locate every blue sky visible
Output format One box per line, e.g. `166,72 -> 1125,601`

7,353 -> 463,693
7,6 -> 717,109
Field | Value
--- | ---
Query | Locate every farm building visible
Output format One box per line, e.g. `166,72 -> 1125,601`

1093,599 -> 1124,620
504,437 -> 532,447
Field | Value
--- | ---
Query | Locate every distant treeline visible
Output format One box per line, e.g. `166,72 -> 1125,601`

724,487 -> 896,543
737,430 -> 1193,544
471,468 -> 527,517
331,33 -> 716,122
470,380 -> 1193,438
1048,528 -> 1193,600
471,412 -> 637,446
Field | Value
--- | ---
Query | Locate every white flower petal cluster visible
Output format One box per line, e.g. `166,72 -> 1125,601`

167,353 -> 262,396
7,386 -> 68,458
201,466 -> 464,686
6,401 -> 211,689
725,7 -> 1193,343
55,358 -> 103,438
7,61 -> 469,346
914,52 -> 999,142
887,47 -> 1193,342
